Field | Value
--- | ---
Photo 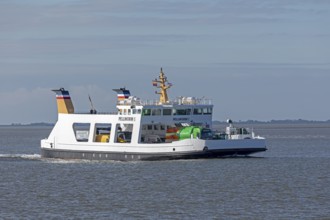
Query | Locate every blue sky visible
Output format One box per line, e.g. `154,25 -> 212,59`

0,0 -> 329,124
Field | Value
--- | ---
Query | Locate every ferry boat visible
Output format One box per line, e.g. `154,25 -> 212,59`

41,69 -> 266,161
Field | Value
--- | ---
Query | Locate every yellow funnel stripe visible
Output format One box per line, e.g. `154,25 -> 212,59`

56,97 -> 74,114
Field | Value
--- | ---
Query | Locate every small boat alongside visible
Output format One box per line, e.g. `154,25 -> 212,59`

41,69 -> 266,161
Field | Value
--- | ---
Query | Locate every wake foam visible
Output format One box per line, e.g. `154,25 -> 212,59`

0,153 -> 41,160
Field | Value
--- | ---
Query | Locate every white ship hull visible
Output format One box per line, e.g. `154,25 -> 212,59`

41,138 -> 266,161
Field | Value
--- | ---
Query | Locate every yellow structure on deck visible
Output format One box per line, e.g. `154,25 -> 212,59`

152,68 -> 172,104
52,88 -> 75,114
95,134 -> 110,143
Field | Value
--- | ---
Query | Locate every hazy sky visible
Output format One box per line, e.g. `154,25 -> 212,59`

0,0 -> 329,124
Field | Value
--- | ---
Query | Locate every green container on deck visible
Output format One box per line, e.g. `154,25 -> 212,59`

178,126 -> 201,140
193,127 -> 201,138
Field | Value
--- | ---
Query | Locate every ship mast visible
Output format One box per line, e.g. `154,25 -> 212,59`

153,68 -> 172,104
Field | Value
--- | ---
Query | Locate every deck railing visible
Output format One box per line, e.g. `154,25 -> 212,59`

117,97 -> 212,106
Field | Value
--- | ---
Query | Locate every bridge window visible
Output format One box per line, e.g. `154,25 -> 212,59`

203,107 -> 212,115
193,108 -> 203,115
175,109 -> 191,115
133,109 -> 142,114
163,109 -> 172,116
152,109 -> 162,116
143,109 -> 151,116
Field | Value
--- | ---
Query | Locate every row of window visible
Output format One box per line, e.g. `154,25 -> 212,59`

117,107 -> 213,116
119,108 -> 142,115
73,123 -> 133,143
142,124 -> 167,131
142,108 -> 212,116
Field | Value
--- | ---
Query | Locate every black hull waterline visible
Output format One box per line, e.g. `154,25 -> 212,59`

41,148 -> 267,161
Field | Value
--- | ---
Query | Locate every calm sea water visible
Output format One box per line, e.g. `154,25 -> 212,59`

1,124 -> 330,219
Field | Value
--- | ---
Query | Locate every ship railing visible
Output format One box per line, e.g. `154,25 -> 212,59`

116,97 -> 212,106
131,98 -> 212,106
75,111 -> 118,115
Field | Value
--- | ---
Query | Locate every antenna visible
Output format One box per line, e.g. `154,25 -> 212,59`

152,68 -> 172,104
88,94 -> 97,114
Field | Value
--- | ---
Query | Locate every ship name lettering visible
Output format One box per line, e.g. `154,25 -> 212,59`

173,118 -> 189,121
119,117 -> 135,121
